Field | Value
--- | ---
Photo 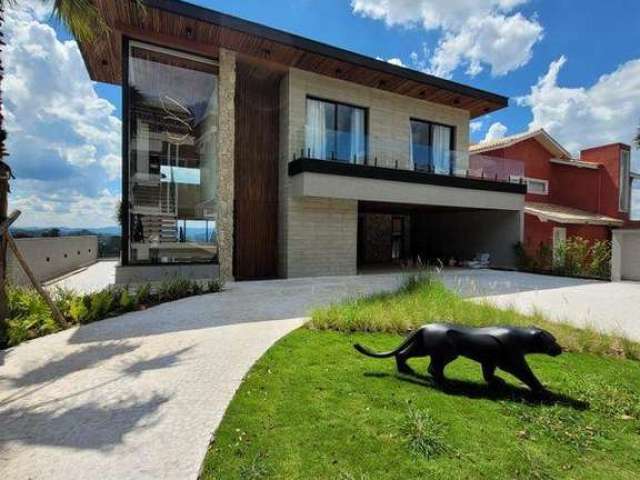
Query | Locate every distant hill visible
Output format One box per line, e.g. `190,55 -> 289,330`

11,226 -> 121,237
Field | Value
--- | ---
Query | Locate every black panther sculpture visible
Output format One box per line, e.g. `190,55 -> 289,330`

354,323 -> 562,393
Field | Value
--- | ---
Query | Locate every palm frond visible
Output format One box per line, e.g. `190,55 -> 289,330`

50,0 -> 108,42
49,0 -> 146,43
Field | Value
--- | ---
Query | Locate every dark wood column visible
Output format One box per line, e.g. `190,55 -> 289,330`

233,59 -> 282,280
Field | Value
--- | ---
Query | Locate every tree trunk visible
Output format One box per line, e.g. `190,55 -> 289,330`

0,6 -> 10,348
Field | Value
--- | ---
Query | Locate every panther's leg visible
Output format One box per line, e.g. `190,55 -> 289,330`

482,362 -> 505,386
396,341 -> 423,375
501,356 -> 545,393
395,350 -> 416,375
428,353 -> 457,383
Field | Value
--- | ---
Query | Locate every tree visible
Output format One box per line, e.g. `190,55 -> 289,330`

0,1 -> 143,347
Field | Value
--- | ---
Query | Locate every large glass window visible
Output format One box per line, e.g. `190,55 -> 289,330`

620,148 -> 631,212
305,98 -> 366,163
127,42 -> 219,264
410,119 -> 454,174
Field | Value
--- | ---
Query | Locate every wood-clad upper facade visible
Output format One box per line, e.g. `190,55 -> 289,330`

79,0 -> 507,118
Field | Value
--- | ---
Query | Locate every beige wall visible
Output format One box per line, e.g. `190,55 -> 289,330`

8,236 -> 98,287
291,172 -> 524,211
277,67 -> 476,277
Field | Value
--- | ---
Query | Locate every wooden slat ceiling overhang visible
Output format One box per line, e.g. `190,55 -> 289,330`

79,0 -> 508,118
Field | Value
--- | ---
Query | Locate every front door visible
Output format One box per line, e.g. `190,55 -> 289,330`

391,216 -> 404,262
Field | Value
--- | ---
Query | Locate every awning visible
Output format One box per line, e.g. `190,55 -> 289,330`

525,202 -> 623,227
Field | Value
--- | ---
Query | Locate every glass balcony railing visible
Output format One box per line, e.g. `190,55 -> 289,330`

294,127 -> 525,184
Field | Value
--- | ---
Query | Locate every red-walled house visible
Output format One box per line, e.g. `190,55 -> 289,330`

470,129 -> 638,259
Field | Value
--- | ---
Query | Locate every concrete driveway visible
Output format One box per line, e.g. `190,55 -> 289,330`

445,269 -> 640,341
1,269 -> 638,480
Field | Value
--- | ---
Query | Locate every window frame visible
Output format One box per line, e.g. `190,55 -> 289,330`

123,38 -> 220,266
305,95 -> 369,163
409,117 -> 457,173
619,148 -> 631,212
509,175 -> 549,195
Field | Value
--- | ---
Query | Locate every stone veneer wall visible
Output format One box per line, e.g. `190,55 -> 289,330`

286,197 -> 358,277
278,75 -> 290,277
277,67 -> 472,278
217,49 -> 236,281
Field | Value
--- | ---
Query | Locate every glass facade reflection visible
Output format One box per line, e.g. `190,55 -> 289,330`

126,42 -> 219,264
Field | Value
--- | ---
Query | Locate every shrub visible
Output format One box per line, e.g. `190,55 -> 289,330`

401,405 -> 450,458
520,236 -> 611,280
4,275 -> 222,347
119,288 -> 136,311
207,280 -> 223,293
68,296 -> 89,323
6,286 -> 60,345
560,237 -> 591,277
589,239 -> 611,279
135,283 -> 152,305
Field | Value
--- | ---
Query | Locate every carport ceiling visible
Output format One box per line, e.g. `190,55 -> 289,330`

358,201 -> 483,214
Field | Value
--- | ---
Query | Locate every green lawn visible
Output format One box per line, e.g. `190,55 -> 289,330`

201,277 -> 640,479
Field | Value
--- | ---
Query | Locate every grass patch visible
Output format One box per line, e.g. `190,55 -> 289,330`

5,277 -> 223,347
401,405 -> 451,458
309,274 -> 640,360
201,329 -> 640,479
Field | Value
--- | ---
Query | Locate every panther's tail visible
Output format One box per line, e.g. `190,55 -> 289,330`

353,329 -> 420,358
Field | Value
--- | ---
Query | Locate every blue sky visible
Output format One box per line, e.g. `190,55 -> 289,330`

3,0 -> 640,227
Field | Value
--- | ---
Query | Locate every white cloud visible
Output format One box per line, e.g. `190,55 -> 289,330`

10,182 -> 120,228
3,1 -> 121,228
517,56 -> 640,158
518,56 -> 640,219
351,0 -> 542,78
376,56 -> 407,67
387,57 -> 406,67
470,120 -> 483,133
483,122 -> 508,142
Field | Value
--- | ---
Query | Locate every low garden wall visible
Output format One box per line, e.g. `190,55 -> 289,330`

7,236 -> 98,286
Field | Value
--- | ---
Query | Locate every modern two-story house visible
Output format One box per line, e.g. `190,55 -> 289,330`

76,0 -> 526,283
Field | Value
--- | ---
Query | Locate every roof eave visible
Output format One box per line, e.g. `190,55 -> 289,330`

140,0 -> 508,111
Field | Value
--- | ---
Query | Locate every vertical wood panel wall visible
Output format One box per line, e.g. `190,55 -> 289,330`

233,61 -> 282,279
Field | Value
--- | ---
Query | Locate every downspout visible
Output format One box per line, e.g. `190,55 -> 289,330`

597,166 -> 602,214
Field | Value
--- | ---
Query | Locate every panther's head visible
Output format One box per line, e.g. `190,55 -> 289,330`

530,328 -> 563,356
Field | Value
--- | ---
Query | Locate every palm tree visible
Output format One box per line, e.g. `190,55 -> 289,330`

0,1 -> 142,347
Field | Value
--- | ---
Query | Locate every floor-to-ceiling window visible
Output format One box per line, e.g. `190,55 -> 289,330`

126,41 -> 219,264
410,119 -> 455,174
305,97 -> 366,163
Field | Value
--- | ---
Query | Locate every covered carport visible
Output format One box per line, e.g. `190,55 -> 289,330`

612,229 -> 640,281
357,201 -> 523,270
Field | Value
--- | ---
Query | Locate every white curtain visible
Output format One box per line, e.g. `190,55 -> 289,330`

432,125 -> 451,174
350,108 -> 365,164
305,99 -> 328,159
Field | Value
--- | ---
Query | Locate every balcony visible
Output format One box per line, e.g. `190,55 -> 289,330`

289,127 -> 526,196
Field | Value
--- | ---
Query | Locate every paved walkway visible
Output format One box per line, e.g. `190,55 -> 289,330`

1,269 -> 639,479
0,273 -> 407,480
46,259 -> 118,294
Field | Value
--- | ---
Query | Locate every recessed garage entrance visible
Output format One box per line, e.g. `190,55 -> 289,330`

357,201 -> 522,270
612,229 -> 640,281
